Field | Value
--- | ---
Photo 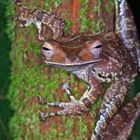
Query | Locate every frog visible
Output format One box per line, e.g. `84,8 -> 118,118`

39,31 -> 137,138
37,0 -> 140,139
14,0 -> 65,40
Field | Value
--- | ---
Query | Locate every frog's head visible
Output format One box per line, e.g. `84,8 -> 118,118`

42,39 -> 103,71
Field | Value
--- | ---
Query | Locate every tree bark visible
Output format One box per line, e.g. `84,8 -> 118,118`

10,0 -> 118,139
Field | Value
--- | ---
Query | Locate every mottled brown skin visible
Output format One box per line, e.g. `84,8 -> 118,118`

115,0 -> 140,71
15,1 -> 65,40
99,92 -> 140,140
39,32 -> 137,139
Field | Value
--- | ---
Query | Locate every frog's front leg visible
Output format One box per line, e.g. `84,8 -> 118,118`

38,83 -> 76,105
38,83 -> 86,121
34,21 -> 44,40
93,76 -> 131,139
38,76 -> 102,121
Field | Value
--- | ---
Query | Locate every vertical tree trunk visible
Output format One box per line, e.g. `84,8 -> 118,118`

70,0 -> 81,33
9,0 -> 119,139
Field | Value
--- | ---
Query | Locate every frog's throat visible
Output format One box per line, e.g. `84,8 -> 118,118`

45,59 -> 102,66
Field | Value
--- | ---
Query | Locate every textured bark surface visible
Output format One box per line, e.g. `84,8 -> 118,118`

11,0 -> 114,139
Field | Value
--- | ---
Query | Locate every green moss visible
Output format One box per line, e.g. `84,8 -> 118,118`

45,0 -> 62,12
80,0 -> 90,32
92,20 -> 105,33
64,19 -> 73,34
0,0 -> 14,139
105,0 -> 114,14
93,0 -> 102,14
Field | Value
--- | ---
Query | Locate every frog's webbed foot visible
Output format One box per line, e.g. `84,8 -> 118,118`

39,102 -> 86,121
38,82 -> 88,121
39,104 -> 85,121
38,96 -> 79,109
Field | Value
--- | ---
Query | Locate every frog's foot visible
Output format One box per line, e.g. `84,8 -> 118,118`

38,34 -> 44,41
94,80 -> 128,137
19,20 -> 27,27
37,95 -> 47,105
39,101 -> 87,121
38,98 -> 88,121
38,95 -> 79,109
38,82 -> 89,121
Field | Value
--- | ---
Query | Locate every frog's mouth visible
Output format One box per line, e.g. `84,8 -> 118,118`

45,59 -> 102,71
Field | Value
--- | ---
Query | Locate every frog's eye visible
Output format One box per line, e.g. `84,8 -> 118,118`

42,42 -> 54,60
94,44 -> 102,48
89,40 -> 103,58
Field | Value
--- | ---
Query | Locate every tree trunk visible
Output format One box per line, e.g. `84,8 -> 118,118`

7,0 -> 139,139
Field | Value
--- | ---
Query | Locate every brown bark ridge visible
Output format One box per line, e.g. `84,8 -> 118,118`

70,0 -> 81,33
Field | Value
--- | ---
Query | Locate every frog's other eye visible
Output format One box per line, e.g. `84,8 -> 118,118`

42,42 -> 54,60
89,40 -> 103,58
94,45 -> 102,48
42,47 -> 51,51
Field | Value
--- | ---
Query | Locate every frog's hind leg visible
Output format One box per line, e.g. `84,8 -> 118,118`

34,21 -> 44,40
97,92 -> 140,140
91,92 -> 140,140
94,78 -> 129,138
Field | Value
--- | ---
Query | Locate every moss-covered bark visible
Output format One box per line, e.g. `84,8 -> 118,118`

1,0 -> 139,140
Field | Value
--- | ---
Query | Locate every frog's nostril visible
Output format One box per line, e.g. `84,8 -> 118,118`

42,47 -> 50,51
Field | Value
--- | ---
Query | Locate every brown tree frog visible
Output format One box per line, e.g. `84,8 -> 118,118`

39,31 -> 137,138
38,0 -> 140,139
37,0 -> 140,139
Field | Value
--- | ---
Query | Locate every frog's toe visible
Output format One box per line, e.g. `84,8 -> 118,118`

39,112 -> 49,121
39,112 -> 58,121
38,35 -> 44,41
39,103 -> 86,121
37,95 -> 47,105
62,82 -> 69,90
